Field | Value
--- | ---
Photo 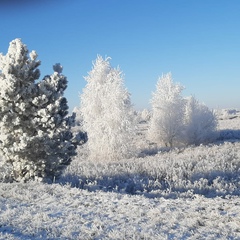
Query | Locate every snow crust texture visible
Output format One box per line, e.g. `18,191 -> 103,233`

0,182 -> 239,240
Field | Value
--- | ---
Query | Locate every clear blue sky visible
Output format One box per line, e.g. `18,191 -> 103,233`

1,0 -> 240,111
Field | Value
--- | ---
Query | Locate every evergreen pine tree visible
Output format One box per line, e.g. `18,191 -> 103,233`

0,39 -> 81,182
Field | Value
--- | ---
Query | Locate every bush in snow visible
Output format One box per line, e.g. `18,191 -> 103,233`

141,108 -> 151,122
148,72 -> 185,147
80,56 -> 136,161
184,96 -> 218,145
215,108 -> 240,120
0,39 -> 83,182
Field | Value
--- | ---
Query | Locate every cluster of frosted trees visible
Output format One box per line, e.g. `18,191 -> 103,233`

0,39 -> 218,182
80,62 -> 217,157
148,73 -> 217,147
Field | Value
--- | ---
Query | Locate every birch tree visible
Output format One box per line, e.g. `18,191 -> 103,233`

80,56 -> 136,161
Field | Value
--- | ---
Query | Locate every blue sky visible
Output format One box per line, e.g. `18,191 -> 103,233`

1,0 -> 240,111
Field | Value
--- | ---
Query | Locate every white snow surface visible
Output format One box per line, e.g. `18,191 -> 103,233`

0,183 -> 239,239
1,109 -> 240,239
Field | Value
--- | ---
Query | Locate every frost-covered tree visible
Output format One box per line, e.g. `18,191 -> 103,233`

0,39 -> 82,182
80,56 -> 136,161
184,96 -> 218,145
148,73 -> 185,147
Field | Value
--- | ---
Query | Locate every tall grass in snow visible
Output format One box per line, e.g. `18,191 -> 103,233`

60,141 -> 240,198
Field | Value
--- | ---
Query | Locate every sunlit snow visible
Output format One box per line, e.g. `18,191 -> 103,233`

0,109 -> 240,239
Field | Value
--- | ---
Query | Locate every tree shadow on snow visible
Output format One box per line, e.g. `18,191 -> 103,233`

217,129 -> 240,142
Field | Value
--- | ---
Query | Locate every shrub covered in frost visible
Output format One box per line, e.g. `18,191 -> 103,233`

184,96 -> 218,145
80,56 -> 136,161
148,73 -> 185,147
140,108 -> 151,122
0,39 -> 83,182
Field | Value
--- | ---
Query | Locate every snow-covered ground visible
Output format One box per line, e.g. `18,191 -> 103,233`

1,109 -> 240,239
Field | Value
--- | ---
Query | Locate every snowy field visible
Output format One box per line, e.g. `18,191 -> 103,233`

1,109 -> 240,239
